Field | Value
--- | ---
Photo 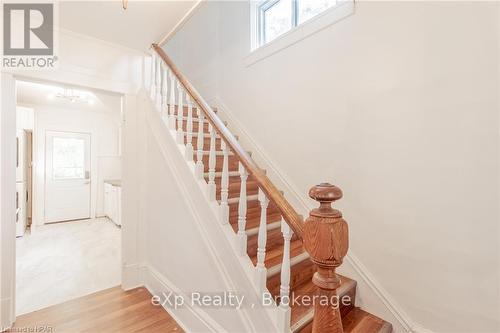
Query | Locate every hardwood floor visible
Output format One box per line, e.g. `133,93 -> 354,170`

8,287 -> 183,333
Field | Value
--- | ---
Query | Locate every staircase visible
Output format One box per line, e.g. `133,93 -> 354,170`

150,44 -> 393,333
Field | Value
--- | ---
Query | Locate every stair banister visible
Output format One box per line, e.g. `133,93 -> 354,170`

161,63 -> 168,119
152,44 -> 304,239
176,83 -> 184,144
155,55 -> 162,109
207,123 -> 217,200
168,67 -> 176,129
220,140 -> 230,224
152,44 -> 349,333
195,107 -> 205,178
256,188 -> 269,291
185,95 -> 194,161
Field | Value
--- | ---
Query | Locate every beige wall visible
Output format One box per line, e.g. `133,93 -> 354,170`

164,1 -> 499,332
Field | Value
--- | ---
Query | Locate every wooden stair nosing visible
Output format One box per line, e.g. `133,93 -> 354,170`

204,171 -> 239,178
226,194 -> 258,204
245,220 -> 281,237
267,252 -> 309,278
297,308 -> 392,333
183,131 -> 239,140
229,211 -> 282,234
290,277 -> 357,333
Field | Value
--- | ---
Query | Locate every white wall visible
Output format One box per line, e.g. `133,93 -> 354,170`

163,1 -> 499,332
18,93 -> 122,226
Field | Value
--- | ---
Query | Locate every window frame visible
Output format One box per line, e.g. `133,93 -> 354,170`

248,0 -> 355,66
257,0 -> 298,47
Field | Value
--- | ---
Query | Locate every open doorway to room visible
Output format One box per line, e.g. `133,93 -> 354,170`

14,79 -> 123,315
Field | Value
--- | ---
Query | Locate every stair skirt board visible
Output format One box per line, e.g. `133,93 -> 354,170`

145,97 -> 280,333
142,265 -> 225,333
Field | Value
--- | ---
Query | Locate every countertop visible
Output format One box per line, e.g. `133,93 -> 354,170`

104,179 -> 121,187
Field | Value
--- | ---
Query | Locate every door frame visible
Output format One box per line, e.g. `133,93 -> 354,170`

0,73 -> 17,329
1,75 -> 140,329
43,130 -> 92,224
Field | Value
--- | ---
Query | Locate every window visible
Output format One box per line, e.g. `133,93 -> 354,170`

297,0 -> 337,24
52,137 -> 85,180
257,0 -> 342,48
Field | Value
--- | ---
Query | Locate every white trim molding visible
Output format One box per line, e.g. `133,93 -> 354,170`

246,0 -> 355,66
142,265 -> 227,333
0,73 -> 17,331
158,0 -> 204,46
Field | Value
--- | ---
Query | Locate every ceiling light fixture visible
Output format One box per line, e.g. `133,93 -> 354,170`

122,0 -> 128,10
49,88 -> 94,105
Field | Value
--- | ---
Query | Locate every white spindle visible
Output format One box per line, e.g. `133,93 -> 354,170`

277,219 -> 292,332
161,64 -> 168,119
150,53 -> 156,101
176,83 -> 184,144
236,162 -> 248,256
155,56 -> 162,109
207,124 -> 216,200
219,140 -> 229,224
195,108 -> 205,179
185,96 -> 194,161
168,69 -> 176,129
255,188 -> 269,291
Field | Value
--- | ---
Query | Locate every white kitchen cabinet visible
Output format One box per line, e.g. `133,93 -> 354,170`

104,182 -> 121,226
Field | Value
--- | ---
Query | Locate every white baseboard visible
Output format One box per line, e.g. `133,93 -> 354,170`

211,96 -> 433,333
121,263 -> 143,291
0,297 -> 14,331
142,265 -> 227,333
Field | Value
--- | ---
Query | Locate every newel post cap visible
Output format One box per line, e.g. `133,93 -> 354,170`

308,183 -> 343,218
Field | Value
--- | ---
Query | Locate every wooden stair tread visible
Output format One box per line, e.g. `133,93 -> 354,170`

298,308 -> 392,333
289,275 -> 357,329
228,199 -> 280,218
247,227 -> 305,268
229,211 -> 282,233
169,104 -> 217,116
267,257 -> 316,296
213,176 -> 260,200
202,154 -> 239,172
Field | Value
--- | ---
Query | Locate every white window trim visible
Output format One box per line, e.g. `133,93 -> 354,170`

246,0 -> 355,67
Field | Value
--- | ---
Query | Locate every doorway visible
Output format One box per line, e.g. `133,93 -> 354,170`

13,79 -> 123,316
44,131 -> 91,223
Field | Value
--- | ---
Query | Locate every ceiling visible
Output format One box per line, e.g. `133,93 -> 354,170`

59,1 -> 198,52
17,80 -> 122,113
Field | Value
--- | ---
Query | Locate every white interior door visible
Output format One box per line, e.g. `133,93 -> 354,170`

45,131 -> 91,223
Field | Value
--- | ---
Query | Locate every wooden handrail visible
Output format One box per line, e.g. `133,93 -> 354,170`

152,44 -> 304,238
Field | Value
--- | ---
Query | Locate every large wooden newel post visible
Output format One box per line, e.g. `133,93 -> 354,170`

303,183 -> 349,333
